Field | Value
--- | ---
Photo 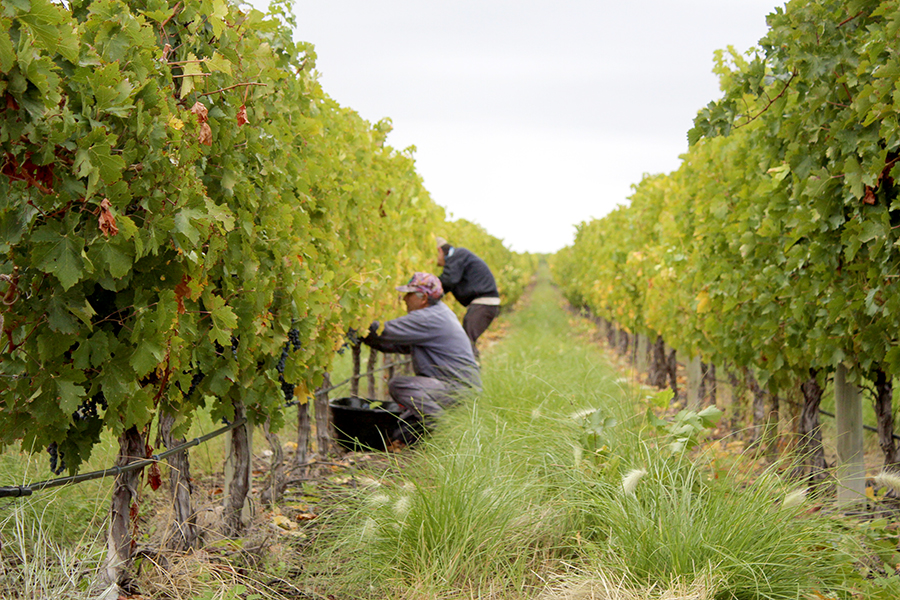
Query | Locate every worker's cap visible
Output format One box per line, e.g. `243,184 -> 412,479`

396,272 -> 443,300
435,236 -> 448,247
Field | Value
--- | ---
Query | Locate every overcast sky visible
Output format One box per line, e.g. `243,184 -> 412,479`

266,1 -> 785,253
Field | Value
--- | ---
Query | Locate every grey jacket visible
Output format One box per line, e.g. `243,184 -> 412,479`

363,302 -> 481,389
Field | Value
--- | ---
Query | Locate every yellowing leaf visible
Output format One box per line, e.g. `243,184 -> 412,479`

179,53 -> 204,98
168,115 -> 184,130
696,290 -> 711,314
272,515 -> 297,530
295,381 -> 310,405
206,51 -> 233,75
210,0 -> 229,37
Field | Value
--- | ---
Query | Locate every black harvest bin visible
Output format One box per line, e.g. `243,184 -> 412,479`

329,397 -> 403,451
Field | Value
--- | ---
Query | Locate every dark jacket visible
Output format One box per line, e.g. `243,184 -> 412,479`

439,247 -> 499,307
362,302 -> 481,389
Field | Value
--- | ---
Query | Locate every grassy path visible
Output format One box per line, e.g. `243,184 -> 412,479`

314,266 -> 874,600
0,267 -> 890,599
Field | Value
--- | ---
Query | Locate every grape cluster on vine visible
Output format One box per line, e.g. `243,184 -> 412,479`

181,372 -> 205,400
278,328 -> 301,403
75,393 -> 107,421
47,442 -> 65,475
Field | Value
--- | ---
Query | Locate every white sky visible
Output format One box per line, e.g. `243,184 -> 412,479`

260,1 -> 785,253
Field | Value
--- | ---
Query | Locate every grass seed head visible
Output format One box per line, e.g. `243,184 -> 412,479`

621,468 -> 647,495
393,496 -> 411,516
874,470 -> 900,496
782,488 -> 807,508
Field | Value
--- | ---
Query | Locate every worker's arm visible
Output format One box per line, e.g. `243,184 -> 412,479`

361,307 -> 439,352
361,321 -> 412,354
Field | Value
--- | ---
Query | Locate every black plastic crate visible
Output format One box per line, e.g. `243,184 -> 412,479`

329,397 -> 403,451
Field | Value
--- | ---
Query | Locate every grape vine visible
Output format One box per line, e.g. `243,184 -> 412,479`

554,0 -> 900,400
0,0 -> 524,473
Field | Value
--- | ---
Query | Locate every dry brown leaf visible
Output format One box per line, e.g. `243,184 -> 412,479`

236,104 -> 249,126
99,198 -> 118,237
190,101 -> 209,123
863,185 -> 876,205
198,122 -> 213,146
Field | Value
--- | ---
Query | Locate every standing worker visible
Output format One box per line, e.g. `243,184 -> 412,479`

436,236 -> 500,358
361,272 -> 480,442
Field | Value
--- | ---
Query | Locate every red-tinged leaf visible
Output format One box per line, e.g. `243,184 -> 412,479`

99,198 -> 118,237
863,185 -> 876,205
198,122 -> 213,146
174,276 -> 191,314
148,462 -> 162,490
2,152 -> 54,193
236,104 -> 248,126
190,101 -> 208,123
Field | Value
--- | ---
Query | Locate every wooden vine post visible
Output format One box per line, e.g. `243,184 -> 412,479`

102,426 -> 145,593
873,368 -> 899,468
295,398 -> 311,469
383,354 -> 395,400
666,347 -> 678,399
366,348 -> 379,399
159,412 -> 197,551
635,334 -> 649,375
315,373 -> 334,455
797,371 -> 827,482
223,400 -> 252,535
350,344 -> 362,397
261,417 -> 285,506
686,354 -> 702,410
702,363 -> 716,408
834,364 -> 865,504
648,335 -> 668,388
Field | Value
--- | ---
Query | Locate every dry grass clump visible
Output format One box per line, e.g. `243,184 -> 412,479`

136,546 -> 302,600
539,569 -> 719,600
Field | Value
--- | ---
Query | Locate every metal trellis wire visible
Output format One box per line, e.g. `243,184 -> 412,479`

0,417 -> 247,499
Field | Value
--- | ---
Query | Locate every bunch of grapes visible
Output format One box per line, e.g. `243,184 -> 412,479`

278,328 -> 301,404
74,393 -> 107,421
287,328 -> 301,351
276,343 -> 290,374
47,442 -> 65,475
281,379 -> 296,404
338,328 -> 361,355
182,372 -> 205,400
213,336 -> 240,360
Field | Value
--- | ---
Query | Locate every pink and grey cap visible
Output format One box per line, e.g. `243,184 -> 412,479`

396,272 -> 443,300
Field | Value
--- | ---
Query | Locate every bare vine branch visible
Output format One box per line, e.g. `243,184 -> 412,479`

199,82 -> 267,98
838,10 -> 865,28
735,72 -> 796,130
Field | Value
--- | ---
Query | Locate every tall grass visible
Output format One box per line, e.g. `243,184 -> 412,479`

0,452 -> 110,598
567,451 -> 857,599
324,269 -> 866,599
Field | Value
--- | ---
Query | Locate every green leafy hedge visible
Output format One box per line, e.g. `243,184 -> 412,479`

0,0 -> 521,472
553,0 -> 900,394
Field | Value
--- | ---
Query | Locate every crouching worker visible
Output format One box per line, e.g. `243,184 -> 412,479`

361,272 -> 481,443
